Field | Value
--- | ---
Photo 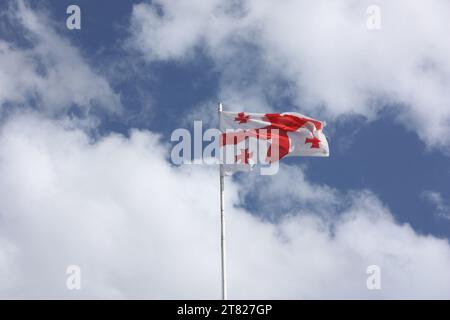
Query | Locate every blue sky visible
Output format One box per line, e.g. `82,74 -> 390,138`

1,0 -> 450,298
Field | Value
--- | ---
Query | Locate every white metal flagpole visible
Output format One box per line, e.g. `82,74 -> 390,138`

218,102 -> 227,300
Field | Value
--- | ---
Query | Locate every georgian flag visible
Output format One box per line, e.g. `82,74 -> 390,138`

219,111 -> 329,174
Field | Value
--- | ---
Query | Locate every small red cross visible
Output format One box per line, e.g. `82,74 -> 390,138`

234,112 -> 250,124
305,136 -> 321,148
235,148 -> 253,164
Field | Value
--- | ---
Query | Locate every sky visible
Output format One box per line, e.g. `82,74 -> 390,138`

0,0 -> 450,299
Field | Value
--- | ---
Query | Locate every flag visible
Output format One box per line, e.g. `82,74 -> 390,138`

219,111 -> 329,174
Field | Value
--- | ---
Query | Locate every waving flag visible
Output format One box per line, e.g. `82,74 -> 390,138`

219,111 -> 329,174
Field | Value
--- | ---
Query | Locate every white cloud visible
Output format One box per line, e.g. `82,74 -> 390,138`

0,1 -> 120,117
422,190 -> 450,220
0,112 -> 449,298
130,0 -> 450,149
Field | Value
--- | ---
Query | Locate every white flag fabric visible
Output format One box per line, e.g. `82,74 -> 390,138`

219,111 -> 329,175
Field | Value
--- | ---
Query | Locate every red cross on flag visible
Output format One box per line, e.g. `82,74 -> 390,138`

219,110 -> 329,174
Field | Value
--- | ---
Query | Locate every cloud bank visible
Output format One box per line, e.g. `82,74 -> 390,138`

0,113 -> 449,298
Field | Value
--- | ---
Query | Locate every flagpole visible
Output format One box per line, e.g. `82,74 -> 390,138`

218,102 -> 227,300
